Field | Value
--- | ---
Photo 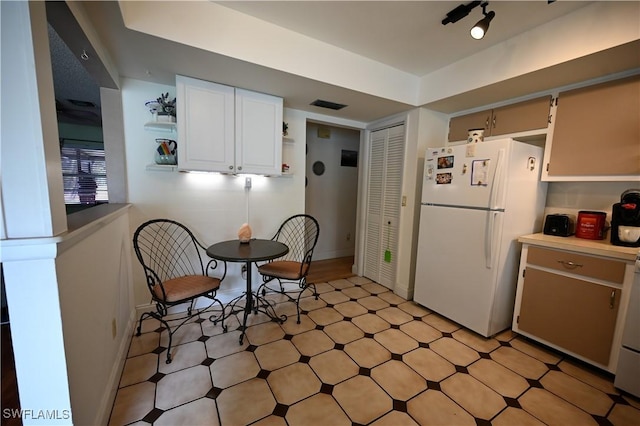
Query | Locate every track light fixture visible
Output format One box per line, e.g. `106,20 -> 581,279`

470,2 -> 495,40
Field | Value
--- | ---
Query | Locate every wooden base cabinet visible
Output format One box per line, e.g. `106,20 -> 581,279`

513,244 -> 632,372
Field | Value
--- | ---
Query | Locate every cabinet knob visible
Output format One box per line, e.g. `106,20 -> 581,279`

238,166 -> 242,171
229,165 -> 234,170
557,260 -> 583,269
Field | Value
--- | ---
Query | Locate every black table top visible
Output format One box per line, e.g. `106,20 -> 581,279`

206,239 -> 289,263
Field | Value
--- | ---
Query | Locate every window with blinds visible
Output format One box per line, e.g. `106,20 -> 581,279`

60,145 -> 108,204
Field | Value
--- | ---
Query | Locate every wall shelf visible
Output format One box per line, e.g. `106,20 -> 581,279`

145,163 -> 177,172
144,121 -> 176,132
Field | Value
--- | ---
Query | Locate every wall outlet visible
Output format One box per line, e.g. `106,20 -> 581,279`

111,318 -> 117,339
346,233 -> 351,241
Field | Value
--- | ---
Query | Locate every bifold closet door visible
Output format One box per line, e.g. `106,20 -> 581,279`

363,124 -> 405,288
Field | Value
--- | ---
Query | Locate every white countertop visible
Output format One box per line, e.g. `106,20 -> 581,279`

518,233 -> 639,262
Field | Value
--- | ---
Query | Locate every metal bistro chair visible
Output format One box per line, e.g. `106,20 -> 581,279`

257,214 -> 320,323
133,219 -> 228,363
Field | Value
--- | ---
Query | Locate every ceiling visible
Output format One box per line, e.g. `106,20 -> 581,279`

50,1 -> 639,125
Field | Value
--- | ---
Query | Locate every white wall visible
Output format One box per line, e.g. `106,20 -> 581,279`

305,123 -> 360,260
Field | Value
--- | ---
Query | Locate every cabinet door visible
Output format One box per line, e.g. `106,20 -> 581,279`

235,89 -> 283,175
518,267 -> 620,365
177,76 -> 235,172
547,75 -> 640,177
491,96 -> 550,136
448,109 -> 492,142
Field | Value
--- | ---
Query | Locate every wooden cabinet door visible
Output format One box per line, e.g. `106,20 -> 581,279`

448,109 -> 492,142
491,96 -> 551,136
235,89 -> 283,175
177,75 -> 235,173
547,75 -> 640,177
517,267 -> 620,365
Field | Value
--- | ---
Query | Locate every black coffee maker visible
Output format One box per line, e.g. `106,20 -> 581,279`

611,189 -> 640,247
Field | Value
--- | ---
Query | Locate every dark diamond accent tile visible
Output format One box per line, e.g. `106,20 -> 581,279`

359,367 -> 371,376
527,378 -> 543,388
365,333 -> 374,339
198,335 -> 210,342
257,369 -> 271,379
475,418 -> 492,426
427,380 -> 441,391
195,318 -> 205,324
315,325 -> 325,331
352,422 -> 366,426
273,403 -> 289,417
390,324 -> 400,330
300,310 -> 309,315
320,383 -> 334,395
201,357 -> 215,367
283,334 -> 294,341
351,298 -> 359,302
148,372 -> 165,383
499,340 -> 512,347
206,387 -> 223,399
393,400 -> 407,412
479,352 -> 492,359
368,310 -> 376,314
504,397 -> 521,408
391,353 -> 403,361
609,394 -> 629,405
442,332 -> 452,338
546,363 -> 561,371
299,355 -> 311,364
592,415 -> 612,426
455,365 -> 468,374
343,317 -> 352,322
326,304 -> 334,308
389,304 -> 398,308
154,326 -> 165,333
152,346 -> 166,355
413,316 -> 422,321
246,344 -> 257,352
334,343 -> 345,351
419,342 -> 429,348
142,408 -> 164,423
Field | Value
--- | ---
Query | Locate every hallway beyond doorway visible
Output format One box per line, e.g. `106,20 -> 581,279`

306,256 -> 354,284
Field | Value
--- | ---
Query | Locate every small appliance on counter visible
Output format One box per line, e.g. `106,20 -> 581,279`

543,214 -> 575,237
575,211 -> 608,240
611,189 -> 640,247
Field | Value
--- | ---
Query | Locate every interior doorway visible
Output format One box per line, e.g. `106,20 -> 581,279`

305,122 -> 361,274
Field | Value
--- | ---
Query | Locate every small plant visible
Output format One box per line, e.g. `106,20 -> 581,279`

157,92 -> 176,116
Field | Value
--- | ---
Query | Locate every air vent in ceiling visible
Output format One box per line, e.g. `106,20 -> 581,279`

67,99 -> 96,108
310,99 -> 347,110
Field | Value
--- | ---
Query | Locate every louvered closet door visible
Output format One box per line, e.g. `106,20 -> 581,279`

364,124 -> 405,288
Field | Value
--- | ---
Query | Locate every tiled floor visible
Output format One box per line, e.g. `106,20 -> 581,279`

109,276 -> 640,425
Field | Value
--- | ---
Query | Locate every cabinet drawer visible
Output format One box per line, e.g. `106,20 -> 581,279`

527,246 -> 625,284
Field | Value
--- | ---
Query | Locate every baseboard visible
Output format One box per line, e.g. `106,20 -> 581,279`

94,309 -> 137,426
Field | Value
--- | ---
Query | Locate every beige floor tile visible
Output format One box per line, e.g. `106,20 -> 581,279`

430,337 -> 480,366
320,290 -> 350,305
333,376 -> 393,424
407,389 -> 476,426
441,373 -> 506,420
245,321 -> 285,346
252,415 -> 287,426
160,322 -> 204,347
399,321 -> 442,343
217,378 -> 276,425
119,353 -> 158,387
608,403 -> 640,425
312,282 -> 337,294
377,291 -> 407,305
154,397 -> 219,426
333,301 -> 368,318
155,365 -> 212,411
492,406 -> 546,426
540,370 -> 614,416
159,341 -> 207,375
202,311 -> 238,336
128,331 -> 160,358
519,388 -> 598,426
358,295 -> 391,311
511,337 -> 562,365
210,351 -> 260,388
397,301 -> 431,317
309,349 -> 359,384
344,338 -> 391,368
254,340 -> 300,371
205,330 -> 249,359
286,393 -> 351,426
351,313 -> 391,334
243,310 -> 274,327
273,301 -> 299,318
421,314 -> 461,333
341,286 -> 371,300
109,381 -> 156,426
376,307 -> 413,325
495,329 -> 518,342
298,296 -> 327,312
361,282 -> 388,294
267,363 -> 321,405
329,278 -> 355,289
453,329 -> 501,353
491,346 -> 549,380
291,329 -> 335,356
136,316 -> 163,334
374,328 -> 418,354
558,359 -> 620,395
370,411 -> 419,426
348,276 -> 372,285
307,307 -> 343,326
323,321 -> 365,344
468,358 -> 530,398
371,360 -> 427,400
403,347 -> 456,382
280,314 -> 316,335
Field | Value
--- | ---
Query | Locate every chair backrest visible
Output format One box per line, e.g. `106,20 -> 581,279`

272,214 -> 320,265
133,219 -> 206,288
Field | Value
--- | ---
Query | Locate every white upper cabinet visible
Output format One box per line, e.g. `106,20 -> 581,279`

176,75 -> 283,175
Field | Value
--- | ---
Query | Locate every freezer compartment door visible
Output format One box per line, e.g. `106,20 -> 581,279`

422,139 -> 510,209
413,205 -> 502,337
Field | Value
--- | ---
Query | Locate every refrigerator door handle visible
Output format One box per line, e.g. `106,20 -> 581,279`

488,148 -> 506,210
485,211 -> 498,268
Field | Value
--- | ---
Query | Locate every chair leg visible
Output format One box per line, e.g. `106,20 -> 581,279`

136,312 -> 155,335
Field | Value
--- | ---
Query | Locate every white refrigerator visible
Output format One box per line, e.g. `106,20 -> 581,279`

413,138 -> 547,337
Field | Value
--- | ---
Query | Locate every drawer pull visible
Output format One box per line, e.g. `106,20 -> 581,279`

610,290 -> 616,309
557,260 -> 583,269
